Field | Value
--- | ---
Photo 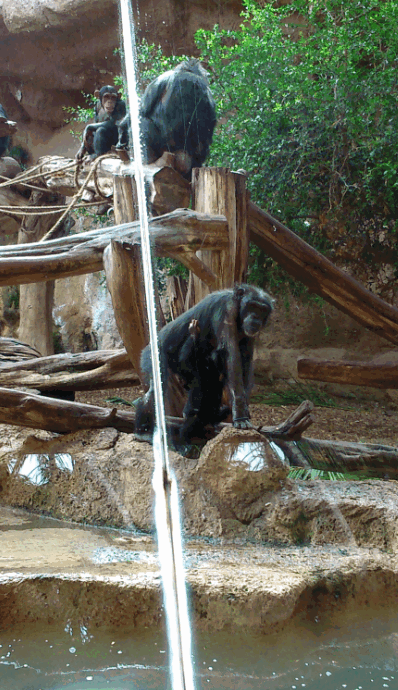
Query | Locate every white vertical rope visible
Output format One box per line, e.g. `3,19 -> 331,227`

118,3 -> 195,689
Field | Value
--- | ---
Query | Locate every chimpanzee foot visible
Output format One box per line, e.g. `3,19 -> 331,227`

233,418 -> 253,430
134,431 -> 154,444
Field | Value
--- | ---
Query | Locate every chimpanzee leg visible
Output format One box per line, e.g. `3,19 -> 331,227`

140,116 -> 163,163
116,114 -> 130,150
239,338 -> 255,393
134,385 -> 155,440
0,136 -> 9,157
93,122 -> 118,158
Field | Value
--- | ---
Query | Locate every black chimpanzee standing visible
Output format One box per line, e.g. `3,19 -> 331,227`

117,58 -> 217,179
0,104 -> 17,158
76,86 -> 127,160
135,284 -> 273,447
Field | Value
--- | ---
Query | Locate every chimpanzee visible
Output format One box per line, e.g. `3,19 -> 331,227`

0,104 -> 17,158
76,86 -> 127,161
135,284 -> 273,447
116,59 -> 217,179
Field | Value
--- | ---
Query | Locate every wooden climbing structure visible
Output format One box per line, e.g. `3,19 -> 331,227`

0,152 -> 398,477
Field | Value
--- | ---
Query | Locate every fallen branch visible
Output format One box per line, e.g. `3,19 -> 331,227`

0,389 -> 395,479
257,399 -> 315,440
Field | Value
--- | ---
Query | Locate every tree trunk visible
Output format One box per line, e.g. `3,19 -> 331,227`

18,189 -> 65,356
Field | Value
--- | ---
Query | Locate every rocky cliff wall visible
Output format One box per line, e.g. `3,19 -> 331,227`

0,0 -> 243,161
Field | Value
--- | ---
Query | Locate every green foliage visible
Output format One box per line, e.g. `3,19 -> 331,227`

5,285 -> 19,310
196,0 -> 398,288
288,467 -> 346,481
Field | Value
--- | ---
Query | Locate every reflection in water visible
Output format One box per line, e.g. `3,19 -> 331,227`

1,616 -> 398,689
270,440 -> 287,462
8,454 -> 74,486
230,442 -> 267,471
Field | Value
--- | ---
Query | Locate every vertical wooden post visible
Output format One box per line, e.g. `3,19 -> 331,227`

113,174 -> 138,225
186,167 -> 249,306
18,189 -> 65,356
105,175 -> 147,376
103,239 -> 148,375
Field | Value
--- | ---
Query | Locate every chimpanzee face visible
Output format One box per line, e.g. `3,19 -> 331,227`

241,300 -> 271,337
94,87 -> 120,115
101,91 -> 119,114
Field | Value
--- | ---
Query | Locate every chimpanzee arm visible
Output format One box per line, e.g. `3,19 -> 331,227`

140,73 -> 170,119
76,122 -> 105,159
218,294 -> 252,429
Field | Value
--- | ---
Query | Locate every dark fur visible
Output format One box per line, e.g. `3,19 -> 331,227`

0,104 -> 11,157
135,284 -> 273,446
117,59 -> 217,179
76,86 -> 127,160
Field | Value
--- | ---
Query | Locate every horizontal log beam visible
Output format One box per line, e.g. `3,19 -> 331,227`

0,349 -> 139,391
248,201 -> 398,345
0,209 -> 228,287
297,356 -> 398,389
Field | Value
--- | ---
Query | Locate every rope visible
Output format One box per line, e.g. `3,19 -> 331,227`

0,154 -> 117,230
39,153 -> 117,243
0,199 -> 113,217
0,160 -> 77,189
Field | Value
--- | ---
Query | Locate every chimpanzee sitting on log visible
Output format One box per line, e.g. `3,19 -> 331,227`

76,86 -> 127,161
135,284 -> 273,448
117,58 -> 217,179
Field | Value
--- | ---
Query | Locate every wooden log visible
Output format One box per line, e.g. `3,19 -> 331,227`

0,349 -> 138,391
249,201 -> 398,346
165,276 -> 187,320
39,155 -> 191,215
187,167 -> 249,306
0,209 -> 228,287
298,356 -> 398,389
0,337 -> 41,362
0,387 -> 136,434
296,437 -> 398,479
104,240 -> 148,375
